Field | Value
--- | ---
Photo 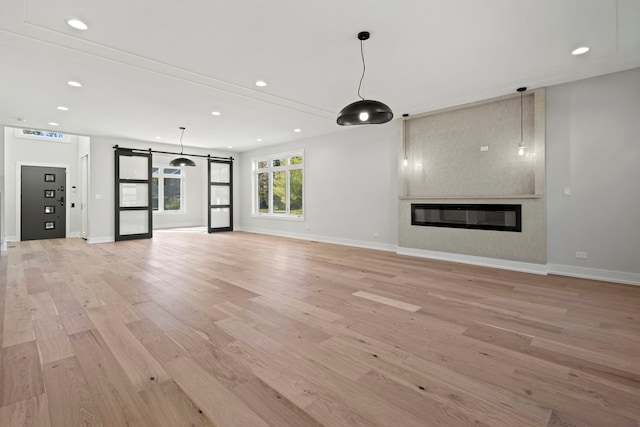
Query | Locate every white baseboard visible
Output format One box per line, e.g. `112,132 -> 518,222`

5,235 -> 18,242
87,236 -> 115,244
238,226 -> 397,252
67,232 -> 81,238
397,247 -> 548,275
547,264 -> 640,286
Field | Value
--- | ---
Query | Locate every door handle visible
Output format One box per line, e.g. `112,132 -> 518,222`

58,196 -> 65,206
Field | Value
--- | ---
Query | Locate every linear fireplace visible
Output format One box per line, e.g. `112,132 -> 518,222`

411,203 -> 522,232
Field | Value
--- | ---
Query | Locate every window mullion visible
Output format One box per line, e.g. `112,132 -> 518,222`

158,171 -> 164,212
269,169 -> 274,214
286,169 -> 290,214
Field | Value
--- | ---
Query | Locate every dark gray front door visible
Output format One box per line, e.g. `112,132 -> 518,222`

21,166 -> 66,241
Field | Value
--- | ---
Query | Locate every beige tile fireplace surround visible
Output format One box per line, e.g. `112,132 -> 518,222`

399,89 -> 546,264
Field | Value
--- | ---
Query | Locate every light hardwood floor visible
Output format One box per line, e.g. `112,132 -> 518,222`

1,231 -> 639,426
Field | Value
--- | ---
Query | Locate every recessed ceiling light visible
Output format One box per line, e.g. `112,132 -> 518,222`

227,145 -> 233,149
572,46 -> 589,55
67,19 -> 88,30
57,106 -> 69,111
155,136 -> 162,140
294,128 -> 301,133
67,81 -> 82,87
211,111 -> 221,116
256,138 -> 263,142
255,80 -> 267,87
17,118 -> 27,123
48,122 -> 59,126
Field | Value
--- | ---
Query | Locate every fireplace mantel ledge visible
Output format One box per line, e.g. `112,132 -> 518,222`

399,195 -> 543,200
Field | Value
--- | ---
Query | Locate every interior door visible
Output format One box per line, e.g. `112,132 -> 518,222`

21,165 -> 66,241
208,159 -> 233,232
115,148 -> 152,241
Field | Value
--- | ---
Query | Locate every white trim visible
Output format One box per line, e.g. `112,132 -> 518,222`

5,235 -> 18,242
396,246 -> 548,275
87,236 -> 115,244
16,161 -> 72,240
547,264 -> 640,286
250,213 -> 304,222
68,232 -> 81,238
238,226 -> 396,252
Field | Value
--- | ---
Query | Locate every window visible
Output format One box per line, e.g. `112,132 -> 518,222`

152,167 -> 184,212
14,128 -> 71,143
253,151 -> 303,218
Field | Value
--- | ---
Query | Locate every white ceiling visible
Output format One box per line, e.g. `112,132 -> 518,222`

1,0 -> 639,152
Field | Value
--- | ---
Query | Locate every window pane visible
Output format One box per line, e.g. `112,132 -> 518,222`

119,155 -> 148,180
152,177 -> 159,210
272,158 -> 286,167
152,167 -> 159,174
211,185 -> 230,205
163,168 -> 181,175
210,208 -> 230,228
119,183 -> 148,207
290,169 -> 303,215
290,155 -> 303,165
119,210 -> 148,235
210,162 -> 230,183
257,161 -> 269,169
164,177 -> 181,210
273,171 -> 286,213
258,172 -> 269,213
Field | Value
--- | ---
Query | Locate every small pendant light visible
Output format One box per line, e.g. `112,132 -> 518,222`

402,113 -> 409,166
337,31 -> 393,126
170,126 -> 196,167
517,87 -> 526,156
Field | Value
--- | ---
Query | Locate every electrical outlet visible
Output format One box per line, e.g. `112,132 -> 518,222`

563,187 -> 571,196
480,146 -> 489,151
575,251 -> 588,259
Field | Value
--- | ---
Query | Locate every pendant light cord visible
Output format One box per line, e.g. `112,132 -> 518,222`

520,91 -> 523,143
357,39 -> 366,101
179,126 -> 186,155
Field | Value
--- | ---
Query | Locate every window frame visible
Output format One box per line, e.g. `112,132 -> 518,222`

252,150 -> 304,221
152,166 -> 185,214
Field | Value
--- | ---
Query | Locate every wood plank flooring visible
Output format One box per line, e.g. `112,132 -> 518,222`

1,231 -> 639,426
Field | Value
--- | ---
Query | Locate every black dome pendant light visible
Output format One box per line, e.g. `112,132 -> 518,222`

337,31 -> 393,126
170,126 -> 196,167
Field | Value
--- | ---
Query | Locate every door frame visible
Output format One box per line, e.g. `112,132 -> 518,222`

16,161 -> 71,240
80,154 -> 89,239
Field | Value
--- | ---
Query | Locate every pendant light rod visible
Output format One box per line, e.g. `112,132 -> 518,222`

517,87 -> 526,144
357,31 -> 370,101
178,126 -> 186,155
402,113 -> 409,161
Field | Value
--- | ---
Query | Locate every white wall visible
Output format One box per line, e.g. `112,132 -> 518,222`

239,124 -> 399,250
3,127 -> 81,241
0,129 -> 5,250
547,68 -> 640,284
87,136 -> 238,243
